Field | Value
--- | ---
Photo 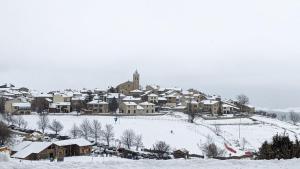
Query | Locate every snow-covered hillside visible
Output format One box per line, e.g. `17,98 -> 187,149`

18,113 -> 300,155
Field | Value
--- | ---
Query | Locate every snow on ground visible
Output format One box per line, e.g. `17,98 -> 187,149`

220,124 -> 295,150
2,156 -> 300,169
251,115 -> 300,134
20,114 -> 219,154
17,113 -> 300,154
199,118 -> 256,125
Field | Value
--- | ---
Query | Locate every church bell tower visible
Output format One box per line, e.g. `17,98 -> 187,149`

133,70 -> 140,90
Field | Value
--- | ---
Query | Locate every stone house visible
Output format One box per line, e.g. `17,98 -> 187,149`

31,93 -> 53,113
119,102 -> 137,114
201,100 -> 220,115
139,102 -> 155,113
4,98 -> 31,114
147,93 -> 158,104
86,100 -> 109,113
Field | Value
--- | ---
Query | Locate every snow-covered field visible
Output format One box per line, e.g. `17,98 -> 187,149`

2,156 -> 300,169
16,113 -> 300,155
3,113 -> 300,168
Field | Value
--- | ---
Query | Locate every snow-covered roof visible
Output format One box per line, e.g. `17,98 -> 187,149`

130,89 -> 143,93
72,97 -> 85,101
174,106 -> 186,109
12,102 -> 31,108
139,102 -> 155,106
33,93 -> 53,98
137,105 -> 144,110
123,102 -> 137,106
158,97 -> 167,101
45,98 -> 52,102
12,142 -> 53,159
182,90 -> 193,95
87,100 -> 108,105
148,93 -> 158,97
147,85 -> 160,90
106,93 -> 125,99
50,102 -> 71,108
11,141 -> 32,152
201,100 -> 219,105
166,94 -> 177,98
223,104 -> 239,109
190,100 -> 199,105
54,138 -> 92,147
123,96 -> 141,101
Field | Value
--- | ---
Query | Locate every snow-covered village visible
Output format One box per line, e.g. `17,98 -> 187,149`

1,70 -> 300,169
1,0 -> 300,168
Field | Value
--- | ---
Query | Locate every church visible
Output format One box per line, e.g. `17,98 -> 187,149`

116,70 -> 140,95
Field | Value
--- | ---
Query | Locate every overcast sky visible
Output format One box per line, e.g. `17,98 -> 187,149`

0,0 -> 300,109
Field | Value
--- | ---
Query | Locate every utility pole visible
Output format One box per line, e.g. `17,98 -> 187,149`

238,116 -> 241,140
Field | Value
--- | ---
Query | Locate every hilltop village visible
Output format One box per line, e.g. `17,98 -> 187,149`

0,70 -> 255,116
0,70 -> 262,162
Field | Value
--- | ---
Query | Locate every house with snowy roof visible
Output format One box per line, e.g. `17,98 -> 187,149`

222,103 -> 240,114
122,96 -> 141,104
31,93 -> 53,113
201,100 -> 221,115
11,138 -> 92,160
4,98 -> 31,114
147,93 -> 158,104
11,142 -> 61,160
86,100 -> 109,113
119,102 -> 137,114
139,101 -> 155,113
129,89 -> 144,98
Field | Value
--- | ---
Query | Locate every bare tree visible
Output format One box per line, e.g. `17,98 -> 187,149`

37,113 -> 49,134
121,129 -> 136,149
290,111 -> 300,125
80,119 -> 91,140
236,94 -> 249,112
15,116 -> 27,128
133,134 -> 143,151
0,121 -> 12,146
102,124 -> 114,147
5,114 -> 16,126
280,114 -> 287,121
90,120 -> 102,144
186,98 -> 199,123
201,135 -> 225,158
153,141 -> 170,152
48,119 -> 64,134
70,123 -> 81,138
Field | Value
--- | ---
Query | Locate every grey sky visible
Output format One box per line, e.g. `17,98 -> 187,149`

0,0 -> 300,109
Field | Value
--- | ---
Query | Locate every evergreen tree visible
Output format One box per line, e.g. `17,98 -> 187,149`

271,134 -> 293,159
109,97 -> 119,112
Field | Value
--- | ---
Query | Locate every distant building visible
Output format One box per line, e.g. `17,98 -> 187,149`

116,70 -> 140,95
139,101 -> 155,113
202,100 -> 220,115
86,100 -> 109,113
4,98 -> 31,114
119,102 -> 137,114
148,93 -> 158,104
